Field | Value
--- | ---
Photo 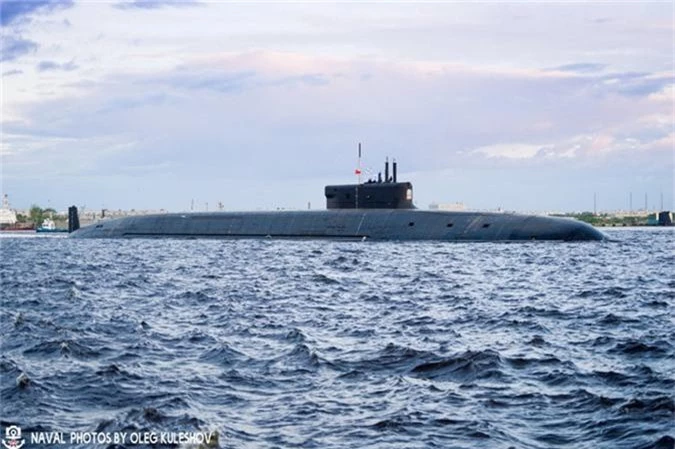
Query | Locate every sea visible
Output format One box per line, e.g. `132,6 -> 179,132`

1,228 -> 673,449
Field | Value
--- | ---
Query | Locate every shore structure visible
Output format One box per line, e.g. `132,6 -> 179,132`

0,194 -> 34,231
0,194 -> 17,227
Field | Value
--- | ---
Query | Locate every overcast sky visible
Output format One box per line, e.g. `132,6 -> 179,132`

1,0 -> 673,213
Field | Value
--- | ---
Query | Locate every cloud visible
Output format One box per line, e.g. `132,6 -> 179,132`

0,0 -> 73,26
648,85 -> 674,103
153,69 -> 257,93
473,143 -> 544,159
2,69 -> 23,76
113,0 -> 200,10
0,35 -> 38,61
550,62 -> 607,73
149,68 -> 330,94
6,50 -> 668,186
95,93 -> 172,114
642,132 -> 674,152
540,66 -> 673,99
470,128 -> 672,163
36,59 -> 78,72
608,75 -> 674,97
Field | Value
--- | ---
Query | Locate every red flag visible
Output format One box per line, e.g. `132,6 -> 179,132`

354,169 -> 361,175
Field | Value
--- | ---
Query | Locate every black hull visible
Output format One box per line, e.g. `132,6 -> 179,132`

70,210 -> 604,241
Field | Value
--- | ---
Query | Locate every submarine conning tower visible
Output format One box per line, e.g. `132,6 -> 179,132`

325,158 -> 415,209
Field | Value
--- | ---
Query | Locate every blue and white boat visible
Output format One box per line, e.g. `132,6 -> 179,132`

36,218 -> 68,233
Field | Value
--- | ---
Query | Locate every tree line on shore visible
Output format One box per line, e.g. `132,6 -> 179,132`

16,205 -> 66,226
555,212 -> 652,227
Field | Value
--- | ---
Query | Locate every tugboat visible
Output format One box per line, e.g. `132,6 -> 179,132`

69,150 -> 605,241
36,217 -> 68,233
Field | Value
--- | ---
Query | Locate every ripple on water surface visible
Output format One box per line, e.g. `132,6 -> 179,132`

1,229 -> 673,449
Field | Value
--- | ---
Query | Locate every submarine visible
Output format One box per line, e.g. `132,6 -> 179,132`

69,155 -> 604,241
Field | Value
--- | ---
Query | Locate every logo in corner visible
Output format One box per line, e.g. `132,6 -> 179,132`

2,426 -> 25,449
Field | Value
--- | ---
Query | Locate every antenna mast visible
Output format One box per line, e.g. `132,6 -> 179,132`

355,143 -> 362,184
355,143 -> 362,208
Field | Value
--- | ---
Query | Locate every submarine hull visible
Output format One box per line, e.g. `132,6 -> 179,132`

69,210 -> 604,241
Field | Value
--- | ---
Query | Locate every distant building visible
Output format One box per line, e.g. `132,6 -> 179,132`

429,202 -> 466,211
72,208 -> 168,225
100,208 -> 167,218
0,194 -> 17,225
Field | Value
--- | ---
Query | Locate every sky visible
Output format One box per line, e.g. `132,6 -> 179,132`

1,0 -> 673,213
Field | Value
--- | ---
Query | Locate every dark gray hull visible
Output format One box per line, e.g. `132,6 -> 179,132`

70,210 -> 604,241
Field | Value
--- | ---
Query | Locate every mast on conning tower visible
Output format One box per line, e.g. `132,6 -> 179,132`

355,143 -> 362,183
355,143 -> 362,208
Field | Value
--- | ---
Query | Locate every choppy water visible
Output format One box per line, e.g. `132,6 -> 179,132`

1,228 -> 673,449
